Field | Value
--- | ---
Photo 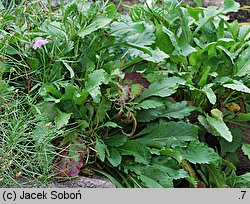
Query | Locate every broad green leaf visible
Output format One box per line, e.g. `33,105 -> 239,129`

107,147 -> 122,167
217,45 -> 235,64
198,115 -> 217,136
110,21 -> 157,59
234,173 -> 250,188
160,149 -> 182,163
123,164 -> 171,187
202,85 -> 216,105
180,43 -> 197,56
54,110 -> 72,129
235,47 -> 250,77
105,134 -> 128,147
239,25 -> 250,41
219,0 -> 240,13
95,139 -> 107,162
242,144 -> 250,160
137,77 -> 185,102
160,101 -> 196,119
136,121 -> 198,145
162,27 -> 181,54
78,17 -> 112,38
138,175 -> 163,188
176,141 -> 219,164
138,47 -> 169,63
136,108 -> 163,122
73,89 -> 88,105
137,101 -> 195,121
151,156 -> 189,180
26,58 -> 39,70
232,113 -> 250,122
44,84 -> 62,98
118,140 -> 151,165
194,7 -> 219,35
220,128 -> 242,157
223,80 -> 250,93
187,6 -> 203,21
85,69 -> 108,103
60,84 -> 77,101
155,24 -> 174,54
96,96 -> 112,122
110,21 -> 155,46
135,98 -> 164,110
207,115 -> 233,142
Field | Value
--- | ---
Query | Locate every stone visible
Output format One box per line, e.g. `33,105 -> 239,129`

51,176 -> 116,188
14,175 -> 115,188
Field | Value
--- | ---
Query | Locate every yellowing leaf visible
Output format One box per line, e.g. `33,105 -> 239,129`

211,108 -> 223,120
225,102 -> 241,112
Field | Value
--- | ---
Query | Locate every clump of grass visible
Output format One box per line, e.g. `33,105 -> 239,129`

0,83 -> 63,187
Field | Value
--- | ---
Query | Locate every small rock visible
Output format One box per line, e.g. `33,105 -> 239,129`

51,176 -> 116,188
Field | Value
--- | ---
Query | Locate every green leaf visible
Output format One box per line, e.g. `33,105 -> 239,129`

160,149 -> 182,163
242,144 -> 250,160
135,98 -> 164,110
105,134 -> 128,147
96,96 -> 112,122
62,60 -> 75,78
198,66 -> 211,88
198,115 -> 218,136
162,27 -> 181,54
223,80 -> 250,93
138,175 -> 163,188
160,101 -> 196,119
60,84 -> 77,101
219,128 -> 242,157
44,84 -> 62,98
118,140 -> 151,165
206,164 -> 227,188
137,77 -> 185,102
110,21 -> 155,47
78,17 -> 112,38
176,141 -> 219,164
110,21 -> 157,59
202,85 -> 216,105
107,147 -> 122,167
155,24 -> 174,54
180,43 -> 197,57
95,139 -> 107,162
102,122 -> 121,128
235,47 -> 250,77
219,0 -> 240,13
136,121 -> 198,145
151,156 -> 189,180
73,89 -> 88,105
234,172 -> 250,188
136,108 -> 163,122
194,7 -> 219,35
206,115 -> 233,142
85,69 -> 108,103
54,110 -> 72,129
138,47 -> 169,63
232,113 -> 250,122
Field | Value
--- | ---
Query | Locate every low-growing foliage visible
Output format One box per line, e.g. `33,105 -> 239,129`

0,0 -> 249,187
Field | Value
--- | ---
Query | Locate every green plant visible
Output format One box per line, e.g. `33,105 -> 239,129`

0,0 -> 249,188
